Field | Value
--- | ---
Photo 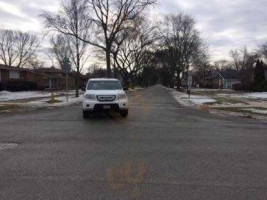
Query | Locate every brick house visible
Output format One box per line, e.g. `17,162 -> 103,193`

0,64 -> 50,88
36,67 -> 89,90
0,64 -> 89,91
79,74 -> 90,88
0,64 -> 24,82
36,67 -> 64,90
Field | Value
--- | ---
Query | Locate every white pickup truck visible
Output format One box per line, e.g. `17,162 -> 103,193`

82,78 -> 129,118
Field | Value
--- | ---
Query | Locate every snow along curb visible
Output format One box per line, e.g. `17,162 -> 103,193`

166,87 -> 267,121
168,88 -> 216,108
0,95 -> 83,113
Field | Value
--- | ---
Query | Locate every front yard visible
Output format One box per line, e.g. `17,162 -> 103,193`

0,90 -> 83,113
170,88 -> 267,120
0,88 -> 143,113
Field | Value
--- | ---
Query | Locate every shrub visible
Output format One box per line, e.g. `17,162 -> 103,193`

233,81 -> 267,92
232,83 -> 250,91
0,82 -> 5,91
37,85 -> 46,91
250,80 -> 267,92
5,80 -> 38,92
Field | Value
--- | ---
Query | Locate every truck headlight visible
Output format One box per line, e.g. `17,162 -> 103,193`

84,94 -> 96,100
117,94 -> 127,100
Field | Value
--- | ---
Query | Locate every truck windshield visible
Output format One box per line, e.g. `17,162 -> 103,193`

87,81 -> 122,90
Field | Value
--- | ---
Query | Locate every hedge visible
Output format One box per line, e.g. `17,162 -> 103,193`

3,80 -> 39,92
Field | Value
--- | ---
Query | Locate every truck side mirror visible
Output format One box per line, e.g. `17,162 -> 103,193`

81,87 -> 86,92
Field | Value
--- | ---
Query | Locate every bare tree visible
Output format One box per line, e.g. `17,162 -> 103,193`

258,42 -> 267,60
229,47 -> 259,85
42,0 -> 90,97
42,0 -> 156,78
214,59 -> 231,70
192,45 -> 211,87
111,17 -> 157,86
159,13 -> 202,89
27,57 -> 45,70
87,65 -> 107,78
49,35 -> 71,69
0,30 -> 40,67
49,34 -> 90,96
230,47 -> 258,71
87,0 -> 156,77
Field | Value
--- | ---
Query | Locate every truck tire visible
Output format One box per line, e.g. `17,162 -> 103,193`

120,110 -> 128,118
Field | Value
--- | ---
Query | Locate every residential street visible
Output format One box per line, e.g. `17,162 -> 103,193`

0,85 -> 266,200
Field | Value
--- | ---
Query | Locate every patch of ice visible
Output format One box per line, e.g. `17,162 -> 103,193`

171,90 -> 216,107
192,88 -> 233,92
0,91 -> 51,101
189,98 -> 216,104
128,87 -> 144,92
245,93 -> 267,99
0,90 -> 80,102
218,92 -> 267,99
242,108 -> 267,114
26,95 -> 83,108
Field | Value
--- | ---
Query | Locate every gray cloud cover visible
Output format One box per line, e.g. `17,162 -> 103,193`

0,0 -> 266,60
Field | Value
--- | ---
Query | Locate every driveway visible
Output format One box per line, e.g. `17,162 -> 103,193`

0,85 -> 266,200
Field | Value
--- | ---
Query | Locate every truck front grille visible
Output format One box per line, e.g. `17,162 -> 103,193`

97,95 -> 116,102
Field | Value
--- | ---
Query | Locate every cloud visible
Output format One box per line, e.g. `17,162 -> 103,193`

0,0 -> 266,61
0,0 -> 59,32
156,0 -> 267,60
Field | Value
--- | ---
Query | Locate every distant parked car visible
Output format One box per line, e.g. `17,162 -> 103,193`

82,78 -> 129,118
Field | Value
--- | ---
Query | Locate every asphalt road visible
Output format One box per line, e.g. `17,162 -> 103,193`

0,85 -> 267,200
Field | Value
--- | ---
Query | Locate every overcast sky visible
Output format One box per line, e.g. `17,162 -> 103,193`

0,0 -> 266,61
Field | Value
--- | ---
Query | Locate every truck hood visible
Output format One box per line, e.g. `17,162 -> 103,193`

85,90 -> 126,96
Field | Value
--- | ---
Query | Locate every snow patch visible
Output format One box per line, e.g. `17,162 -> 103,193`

189,98 -> 216,105
0,91 -> 52,101
128,87 -> 144,92
26,95 -> 83,108
218,92 -> 267,99
242,108 -> 267,114
0,90 -> 80,102
171,90 -> 216,107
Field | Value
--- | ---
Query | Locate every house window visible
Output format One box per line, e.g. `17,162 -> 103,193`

9,70 -> 20,79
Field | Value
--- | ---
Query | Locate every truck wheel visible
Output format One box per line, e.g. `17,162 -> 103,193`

83,110 -> 89,119
120,110 -> 128,118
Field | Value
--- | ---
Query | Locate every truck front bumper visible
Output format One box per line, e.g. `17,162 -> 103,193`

82,100 -> 128,111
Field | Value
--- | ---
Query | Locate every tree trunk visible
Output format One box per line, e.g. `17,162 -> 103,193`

106,48 -> 112,78
75,71 -> 80,98
75,40 -> 80,98
176,71 -> 181,90
186,67 -> 189,92
122,72 -> 129,88
113,65 -> 118,78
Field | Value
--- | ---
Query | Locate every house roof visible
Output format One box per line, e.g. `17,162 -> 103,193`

0,64 -> 29,72
36,67 -> 63,73
217,70 -> 240,80
0,64 -> 88,79
0,64 -> 58,78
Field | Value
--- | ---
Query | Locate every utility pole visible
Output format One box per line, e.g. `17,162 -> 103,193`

66,72 -> 69,102
62,57 -> 71,102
